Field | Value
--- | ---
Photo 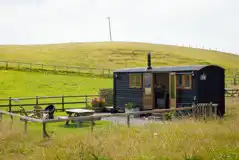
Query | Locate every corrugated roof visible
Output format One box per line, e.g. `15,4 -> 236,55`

114,65 -> 209,73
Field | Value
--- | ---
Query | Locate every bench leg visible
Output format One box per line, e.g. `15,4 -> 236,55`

65,113 -> 73,125
76,121 -> 82,128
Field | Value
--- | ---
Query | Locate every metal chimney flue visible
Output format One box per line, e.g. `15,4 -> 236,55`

147,52 -> 152,70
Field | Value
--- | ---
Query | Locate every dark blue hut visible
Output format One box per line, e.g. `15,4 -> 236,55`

113,53 -> 225,116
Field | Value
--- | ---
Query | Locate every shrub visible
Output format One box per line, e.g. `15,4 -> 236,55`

164,112 -> 173,121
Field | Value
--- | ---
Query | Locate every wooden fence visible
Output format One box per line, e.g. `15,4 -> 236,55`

1,60 -> 239,84
225,74 -> 239,85
0,61 -> 113,78
0,88 -> 237,111
0,103 -> 218,138
225,88 -> 239,97
0,95 -> 98,112
0,88 -> 237,113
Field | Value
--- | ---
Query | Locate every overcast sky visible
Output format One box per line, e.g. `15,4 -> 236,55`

0,0 -> 238,54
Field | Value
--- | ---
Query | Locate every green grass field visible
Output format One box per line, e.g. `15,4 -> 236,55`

0,70 -> 112,98
1,42 -> 239,70
0,70 -> 112,111
0,69 -> 114,142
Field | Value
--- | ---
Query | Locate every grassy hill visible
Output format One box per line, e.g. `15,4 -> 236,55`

1,42 -> 239,70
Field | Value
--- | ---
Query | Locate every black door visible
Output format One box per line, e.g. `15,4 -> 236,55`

198,67 -> 225,116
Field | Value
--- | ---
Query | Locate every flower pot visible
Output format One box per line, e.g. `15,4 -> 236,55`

92,105 -> 106,113
92,107 -> 104,113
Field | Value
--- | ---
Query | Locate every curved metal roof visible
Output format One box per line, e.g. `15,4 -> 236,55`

114,65 -> 212,73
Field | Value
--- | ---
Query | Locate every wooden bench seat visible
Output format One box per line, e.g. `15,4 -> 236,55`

56,116 -> 69,120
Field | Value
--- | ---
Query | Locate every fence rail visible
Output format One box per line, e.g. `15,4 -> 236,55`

0,60 -> 113,78
0,103 -> 218,138
0,89 -> 237,112
1,60 -> 239,84
225,88 -> 239,97
0,94 -> 98,112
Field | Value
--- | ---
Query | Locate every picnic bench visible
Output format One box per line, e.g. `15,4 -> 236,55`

58,109 -> 101,126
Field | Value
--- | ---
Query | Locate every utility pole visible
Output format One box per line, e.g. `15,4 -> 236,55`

107,17 -> 112,41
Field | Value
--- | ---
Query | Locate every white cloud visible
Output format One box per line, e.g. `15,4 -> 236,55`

0,0 -> 238,54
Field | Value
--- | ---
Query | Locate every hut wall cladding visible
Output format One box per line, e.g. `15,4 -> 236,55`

115,72 -> 143,108
176,73 -> 197,104
197,66 -> 225,114
197,66 -> 224,102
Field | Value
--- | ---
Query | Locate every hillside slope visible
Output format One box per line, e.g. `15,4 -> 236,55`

0,42 -> 239,69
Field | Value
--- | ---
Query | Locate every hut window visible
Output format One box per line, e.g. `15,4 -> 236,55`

184,75 -> 192,88
129,74 -> 142,88
176,74 -> 192,89
176,75 -> 183,88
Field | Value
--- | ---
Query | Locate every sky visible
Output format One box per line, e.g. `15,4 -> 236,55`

0,0 -> 238,54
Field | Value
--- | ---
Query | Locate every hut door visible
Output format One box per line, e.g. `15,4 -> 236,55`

143,73 -> 154,110
169,72 -> 177,108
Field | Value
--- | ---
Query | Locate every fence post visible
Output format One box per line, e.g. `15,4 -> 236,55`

85,95 -> 88,108
198,105 -> 201,120
127,114 -> 130,128
214,105 -> 218,120
41,64 -> 44,70
9,97 -> 12,112
36,96 -> 39,106
18,62 -> 20,70
196,104 -> 200,120
6,62 -> 8,70
209,102 -> 213,118
30,63 -> 32,71
192,103 -> 196,120
233,76 -> 237,85
102,69 -> 104,77
0,112 -> 2,122
62,96 -> 65,111
42,122 -> 49,138
204,104 -> 207,122
90,117 -> 94,133
24,120 -> 28,134
200,105 -> 202,118
108,70 -> 111,78
10,114 -> 13,130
